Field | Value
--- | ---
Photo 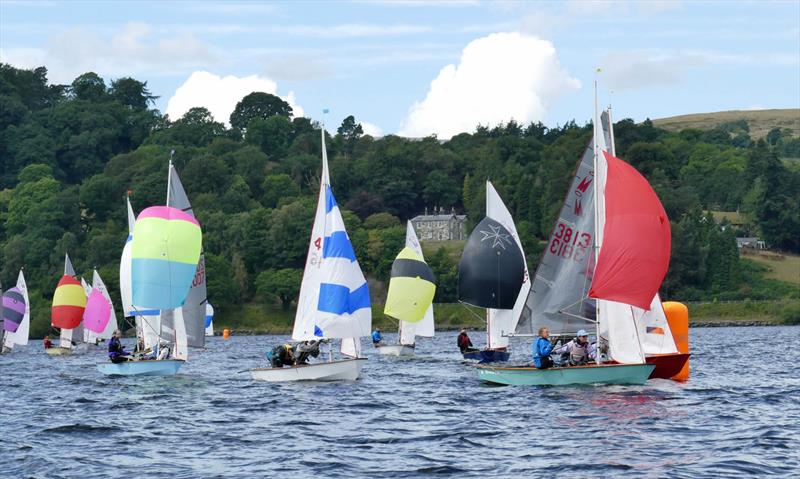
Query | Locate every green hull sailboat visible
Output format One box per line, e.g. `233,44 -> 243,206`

477,363 -> 654,386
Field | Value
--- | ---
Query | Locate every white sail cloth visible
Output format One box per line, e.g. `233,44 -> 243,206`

293,130 -> 371,341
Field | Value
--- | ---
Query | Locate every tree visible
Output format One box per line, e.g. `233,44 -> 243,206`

71,72 -> 107,102
230,92 -> 293,131
337,115 -> 363,156
256,268 -> 302,309
261,173 -> 299,208
110,77 -> 157,109
246,115 -> 293,158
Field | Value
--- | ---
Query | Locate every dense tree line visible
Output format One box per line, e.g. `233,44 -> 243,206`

1,65 -> 798,336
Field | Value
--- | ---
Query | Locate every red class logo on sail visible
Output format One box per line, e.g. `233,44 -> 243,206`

573,170 -> 593,217
192,259 -> 205,287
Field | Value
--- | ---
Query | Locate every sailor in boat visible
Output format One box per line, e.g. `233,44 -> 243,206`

135,334 -> 145,353
532,327 -> 555,369
107,330 -> 131,363
295,340 -> 322,365
269,343 -> 295,368
43,335 -> 53,350
457,328 -> 478,353
553,330 -> 596,366
372,328 -> 383,347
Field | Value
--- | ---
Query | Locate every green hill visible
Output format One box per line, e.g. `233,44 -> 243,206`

652,109 -> 800,139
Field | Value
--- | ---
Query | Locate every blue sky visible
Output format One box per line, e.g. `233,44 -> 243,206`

1,0 -> 798,137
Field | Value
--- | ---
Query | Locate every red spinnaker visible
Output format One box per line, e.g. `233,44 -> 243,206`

588,151 -> 671,310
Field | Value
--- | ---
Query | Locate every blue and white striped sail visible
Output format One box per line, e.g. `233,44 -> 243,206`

292,129 -> 371,341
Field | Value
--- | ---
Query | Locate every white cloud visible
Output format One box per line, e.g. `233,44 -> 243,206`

0,22 -> 216,84
399,32 -> 580,138
165,71 -> 304,125
360,121 -> 383,137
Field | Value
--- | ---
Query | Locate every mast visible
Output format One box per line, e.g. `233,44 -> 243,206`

592,79 -> 601,365
166,149 -> 175,206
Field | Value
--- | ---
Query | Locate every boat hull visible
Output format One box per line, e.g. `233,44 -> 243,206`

250,358 -> 366,382
477,363 -> 655,386
646,353 -> 690,380
463,349 -> 510,363
96,359 -> 184,376
377,345 -> 415,357
45,347 -> 72,356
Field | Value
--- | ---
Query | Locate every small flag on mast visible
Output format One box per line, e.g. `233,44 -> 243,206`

322,108 -> 330,114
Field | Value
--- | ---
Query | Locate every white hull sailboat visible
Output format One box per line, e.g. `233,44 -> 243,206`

250,127 -> 372,382
250,358 -> 366,382
377,221 -> 436,358
377,344 -> 415,357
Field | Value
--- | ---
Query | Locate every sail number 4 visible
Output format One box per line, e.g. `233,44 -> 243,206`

549,223 -> 591,263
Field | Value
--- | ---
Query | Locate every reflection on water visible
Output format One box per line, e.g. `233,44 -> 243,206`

1,325 -> 798,477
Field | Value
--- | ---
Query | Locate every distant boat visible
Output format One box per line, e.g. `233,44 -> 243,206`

82,269 -> 117,345
99,178 -> 202,376
48,253 -> 86,356
250,128 -> 371,382
378,221 -> 435,357
2,270 -> 30,354
457,181 -> 530,363
479,96 -> 665,386
205,303 -> 214,337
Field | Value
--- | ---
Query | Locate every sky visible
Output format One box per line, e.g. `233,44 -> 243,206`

1,0 -> 798,138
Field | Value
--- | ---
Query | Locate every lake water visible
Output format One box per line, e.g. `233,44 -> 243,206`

1,325 -> 798,478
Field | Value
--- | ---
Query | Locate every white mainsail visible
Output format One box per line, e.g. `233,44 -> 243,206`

3,270 -> 30,350
120,197 -> 135,316
167,161 -> 207,349
485,181 -> 530,349
292,129 -> 371,342
398,221 -> 435,345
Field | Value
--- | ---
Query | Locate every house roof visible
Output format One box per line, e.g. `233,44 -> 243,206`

411,214 -> 467,222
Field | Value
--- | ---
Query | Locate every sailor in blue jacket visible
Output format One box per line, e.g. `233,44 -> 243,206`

372,328 -> 383,346
532,327 -> 555,369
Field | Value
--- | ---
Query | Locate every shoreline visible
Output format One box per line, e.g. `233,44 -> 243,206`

212,319 -> 793,337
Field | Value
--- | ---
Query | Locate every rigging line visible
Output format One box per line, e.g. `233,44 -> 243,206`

458,301 -> 487,324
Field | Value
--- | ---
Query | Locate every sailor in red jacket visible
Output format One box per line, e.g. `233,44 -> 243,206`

457,329 -> 477,353
43,335 -> 53,349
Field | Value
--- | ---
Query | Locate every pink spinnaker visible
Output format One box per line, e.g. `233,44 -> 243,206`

83,288 -> 111,333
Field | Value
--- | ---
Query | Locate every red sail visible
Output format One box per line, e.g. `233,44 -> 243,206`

588,151 -> 671,310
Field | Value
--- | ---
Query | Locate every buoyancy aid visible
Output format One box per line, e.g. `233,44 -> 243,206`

569,340 -> 589,365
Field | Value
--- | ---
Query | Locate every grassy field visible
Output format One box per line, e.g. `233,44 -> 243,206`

652,109 -> 800,139
742,251 -> 800,285
421,239 -> 464,262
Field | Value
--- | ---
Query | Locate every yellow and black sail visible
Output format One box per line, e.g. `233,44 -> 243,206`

384,247 -> 436,323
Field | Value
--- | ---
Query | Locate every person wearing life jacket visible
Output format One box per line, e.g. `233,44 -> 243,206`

372,328 -> 383,347
532,327 -> 555,369
554,330 -> 596,366
108,330 -> 130,363
43,335 -> 53,350
457,328 -> 477,353
270,343 -> 295,368
295,340 -> 321,365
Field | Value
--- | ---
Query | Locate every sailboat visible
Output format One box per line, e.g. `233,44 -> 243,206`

82,269 -> 117,345
205,303 -> 214,337
478,95 -> 666,386
98,189 -> 202,376
2,270 -> 30,354
378,221 -> 436,357
250,127 -> 371,382
456,181 -> 530,363
48,253 -> 87,356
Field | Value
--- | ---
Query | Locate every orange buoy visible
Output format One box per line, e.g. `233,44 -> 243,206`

663,301 -> 690,381
223,328 -> 230,340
